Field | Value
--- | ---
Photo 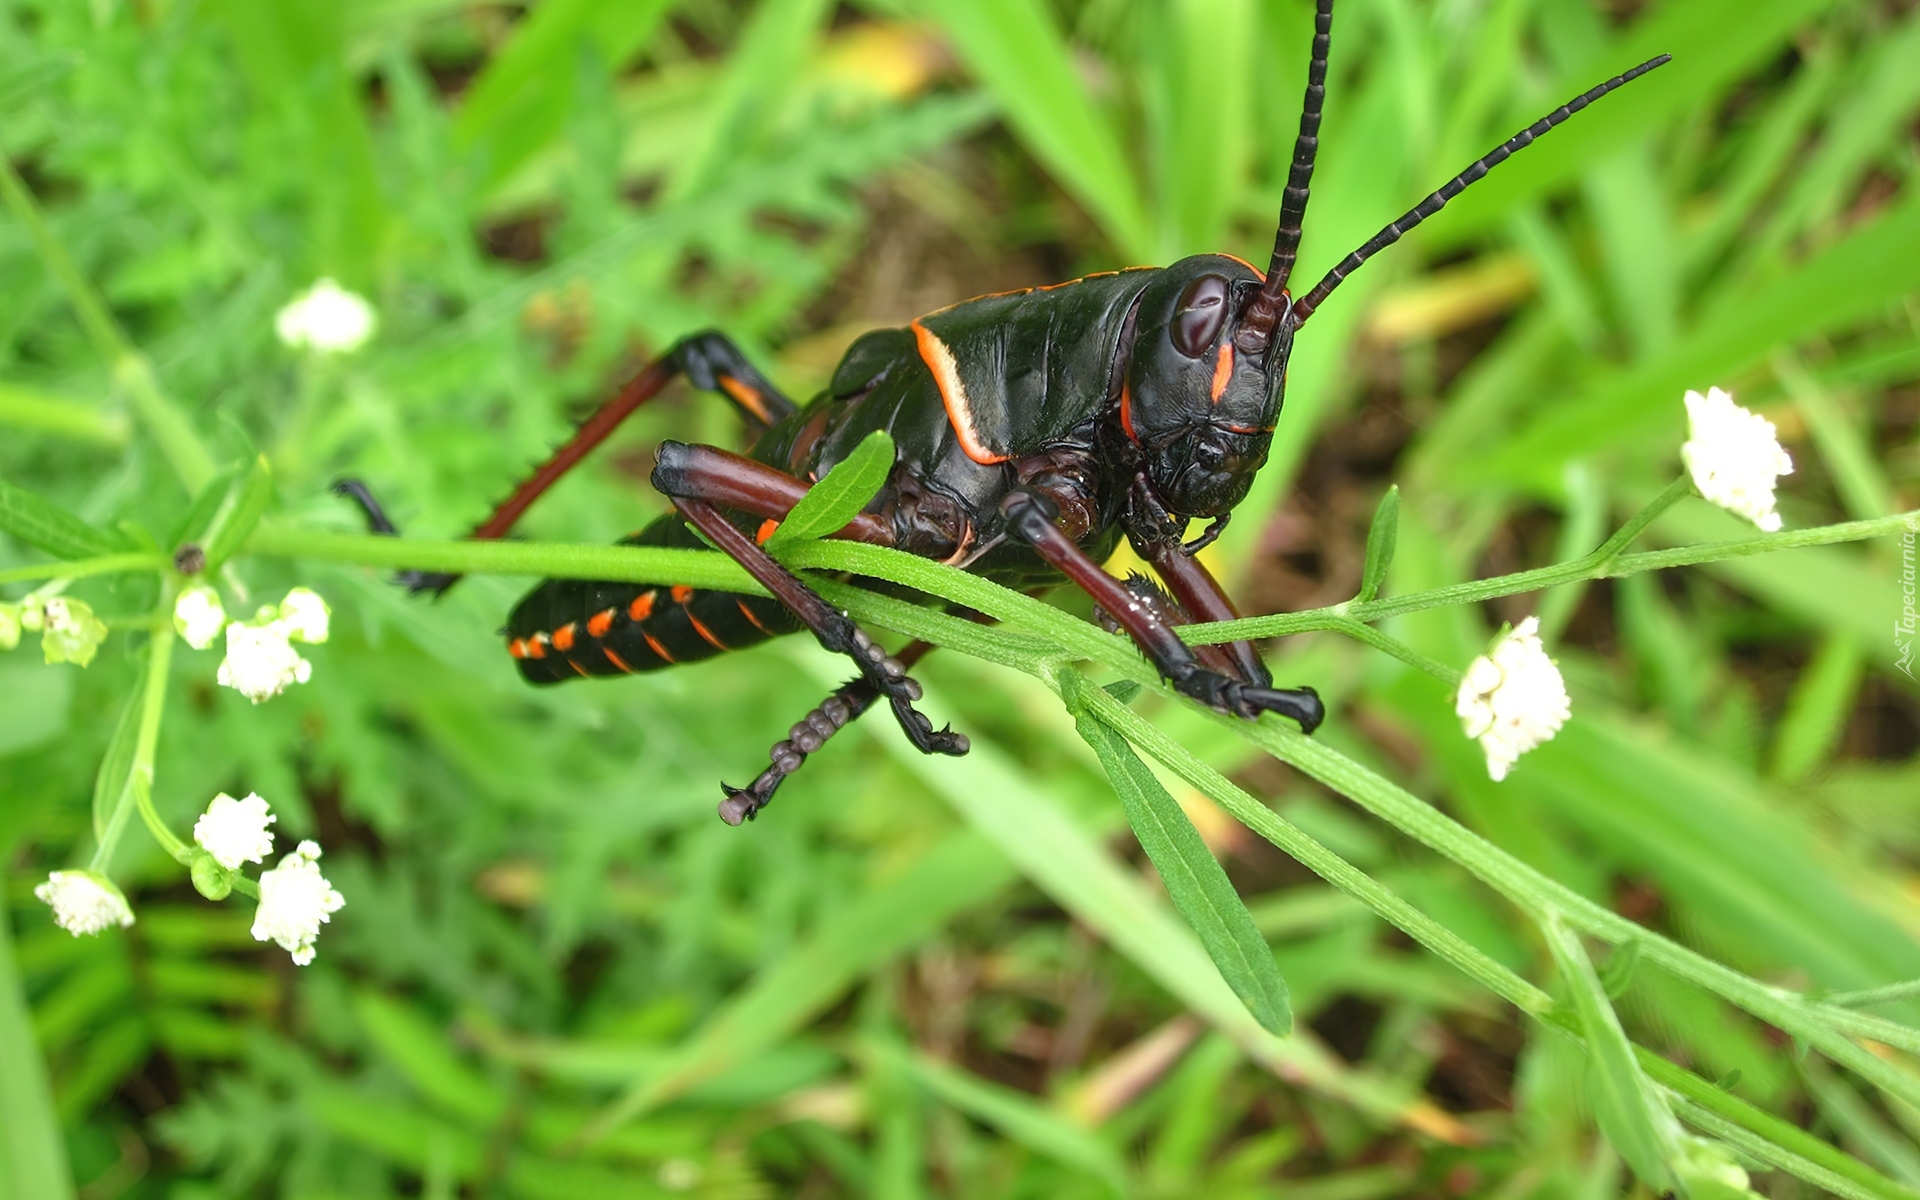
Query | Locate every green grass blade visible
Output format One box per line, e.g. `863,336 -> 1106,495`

1068,677 -> 1291,1036
1440,0 -> 1840,238
668,0 -> 835,201
1140,0 -> 1252,257
0,900 -> 76,1200
869,1039 -> 1130,1194
1772,635 -> 1867,784
451,0 -> 674,191
1545,916 -> 1677,1190
767,430 -> 894,548
918,0 -> 1152,258
354,991 -> 507,1127
581,831 -> 1011,1139
1476,192 -> 1920,490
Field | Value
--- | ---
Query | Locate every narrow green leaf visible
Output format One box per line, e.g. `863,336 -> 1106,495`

202,454 -> 274,571
91,666 -> 147,843
766,430 -> 894,548
0,476 -> 120,560
1069,677 -> 1292,1036
1356,485 -> 1400,604
0,901 -> 76,1200
1544,917 -> 1678,1191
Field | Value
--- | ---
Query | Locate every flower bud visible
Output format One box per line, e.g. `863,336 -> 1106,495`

190,853 -> 234,901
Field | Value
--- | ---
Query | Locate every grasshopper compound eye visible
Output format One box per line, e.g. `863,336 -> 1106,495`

1170,274 -> 1231,358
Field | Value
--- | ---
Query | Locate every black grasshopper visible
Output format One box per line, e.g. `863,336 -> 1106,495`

343,1 -> 1666,824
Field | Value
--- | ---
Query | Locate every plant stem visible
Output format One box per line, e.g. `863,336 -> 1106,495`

1326,616 -> 1460,685
1183,508 -> 1920,645
0,154 -> 217,493
246,524 -> 763,591
1227,714 -> 1920,1115
0,552 -> 165,587
1588,474 -> 1694,567
90,600 -> 186,870
1825,979 -> 1920,1009
1075,679 -> 1551,1014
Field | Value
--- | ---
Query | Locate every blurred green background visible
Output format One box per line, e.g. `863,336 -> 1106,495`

2,0 -> 1919,1195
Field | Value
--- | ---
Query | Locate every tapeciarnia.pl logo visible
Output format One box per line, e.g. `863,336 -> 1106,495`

1899,515 -> 1917,679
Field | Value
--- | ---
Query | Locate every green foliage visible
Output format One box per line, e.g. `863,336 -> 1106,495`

765,430 -> 895,548
1,0 -> 1918,1196
0,478 -> 120,561
1069,676 -> 1292,1037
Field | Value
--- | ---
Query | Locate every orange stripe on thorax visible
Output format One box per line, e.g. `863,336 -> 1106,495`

911,320 -> 1008,465
1210,344 -> 1234,402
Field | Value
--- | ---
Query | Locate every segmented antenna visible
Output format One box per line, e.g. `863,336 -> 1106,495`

1290,53 -> 1671,325
1240,0 -> 1335,354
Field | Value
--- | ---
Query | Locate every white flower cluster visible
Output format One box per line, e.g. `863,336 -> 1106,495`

34,871 -> 134,936
1455,617 -> 1570,782
1681,386 -> 1793,532
193,791 -> 277,870
193,792 -> 343,963
44,791 -> 347,963
275,278 -> 377,355
251,841 -> 346,966
175,586 -> 331,703
0,593 -> 108,666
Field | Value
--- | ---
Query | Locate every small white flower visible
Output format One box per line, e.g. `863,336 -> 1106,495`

0,602 -> 20,651
39,596 -> 108,666
34,871 -> 135,936
193,791 -> 277,871
275,278 -> 377,355
251,840 -> 344,965
275,587 -> 330,644
1681,386 -> 1793,532
1455,617 -> 1570,782
216,619 -> 312,703
173,585 -> 228,650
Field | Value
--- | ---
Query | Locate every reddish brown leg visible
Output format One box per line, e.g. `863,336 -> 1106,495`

658,458 -> 966,785
1139,540 -> 1272,687
336,332 -> 798,592
718,641 -> 941,825
1002,490 -> 1322,732
649,442 -> 892,545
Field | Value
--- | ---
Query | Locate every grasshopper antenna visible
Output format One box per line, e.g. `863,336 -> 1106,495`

1238,0 -> 1334,356
1290,53 -> 1671,325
